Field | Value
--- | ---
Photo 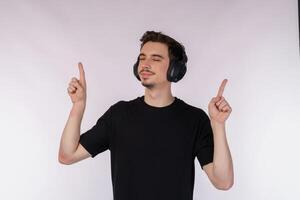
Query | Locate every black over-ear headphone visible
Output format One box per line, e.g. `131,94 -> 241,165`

133,56 -> 187,83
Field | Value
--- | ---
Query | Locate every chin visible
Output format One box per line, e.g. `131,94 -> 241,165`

141,81 -> 155,89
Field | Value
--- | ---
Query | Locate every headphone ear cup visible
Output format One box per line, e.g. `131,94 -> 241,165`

167,60 -> 187,82
133,57 -> 141,81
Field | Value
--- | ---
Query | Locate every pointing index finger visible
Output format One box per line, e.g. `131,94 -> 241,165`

217,79 -> 228,97
78,62 -> 86,85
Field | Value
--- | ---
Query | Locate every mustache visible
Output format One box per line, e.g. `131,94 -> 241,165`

140,69 -> 154,74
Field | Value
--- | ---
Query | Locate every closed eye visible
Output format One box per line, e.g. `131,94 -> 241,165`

139,58 -> 161,62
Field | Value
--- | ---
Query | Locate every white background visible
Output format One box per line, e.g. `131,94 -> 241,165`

1,0 -> 299,199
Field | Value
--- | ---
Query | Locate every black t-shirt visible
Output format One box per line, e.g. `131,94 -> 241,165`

79,95 -> 214,200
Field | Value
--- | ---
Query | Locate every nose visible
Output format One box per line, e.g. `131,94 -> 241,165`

139,59 -> 152,71
142,65 -> 150,70
141,59 -> 151,68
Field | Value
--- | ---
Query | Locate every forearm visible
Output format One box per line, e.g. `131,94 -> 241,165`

211,120 -> 234,186
59,103 -> 85,159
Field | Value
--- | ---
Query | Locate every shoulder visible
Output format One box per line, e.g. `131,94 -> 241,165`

108,96 -> 139,114
179,98 -> 209,120
110,97 -> 138,108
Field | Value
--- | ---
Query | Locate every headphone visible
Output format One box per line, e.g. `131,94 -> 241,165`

133,54 -> 187,83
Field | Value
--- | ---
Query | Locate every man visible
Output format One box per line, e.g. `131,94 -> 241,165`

58,31 -> 234,200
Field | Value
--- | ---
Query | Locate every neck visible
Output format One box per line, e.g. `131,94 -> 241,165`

143,85 -> 175,107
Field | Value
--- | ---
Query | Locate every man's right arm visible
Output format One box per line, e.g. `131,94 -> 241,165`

58,102 -> 91,165
59,62 -> 90,165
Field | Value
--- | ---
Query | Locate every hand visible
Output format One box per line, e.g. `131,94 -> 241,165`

208,79 -> 232,124
67,62 -> 87,105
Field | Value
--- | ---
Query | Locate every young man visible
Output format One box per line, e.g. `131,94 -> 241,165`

59,31 -> 234,200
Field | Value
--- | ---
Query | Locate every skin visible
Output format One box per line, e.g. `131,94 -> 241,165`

205,79 -> 234,190
137,41 -> 175,107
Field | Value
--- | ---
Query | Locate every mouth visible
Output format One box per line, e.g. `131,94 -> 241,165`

140,72 -> 154,78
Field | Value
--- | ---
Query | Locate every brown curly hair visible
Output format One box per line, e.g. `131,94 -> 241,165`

139,31 -> 188,64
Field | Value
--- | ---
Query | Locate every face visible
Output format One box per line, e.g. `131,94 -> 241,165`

138,41 -> 170,89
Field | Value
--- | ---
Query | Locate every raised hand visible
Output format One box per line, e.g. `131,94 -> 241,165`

67,62 -> 87,105
208,79 -> 232,124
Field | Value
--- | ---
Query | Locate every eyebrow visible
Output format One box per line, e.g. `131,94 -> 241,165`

139,53 -> 164,59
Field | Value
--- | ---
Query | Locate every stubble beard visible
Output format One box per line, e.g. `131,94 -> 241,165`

141,81 -> 155,89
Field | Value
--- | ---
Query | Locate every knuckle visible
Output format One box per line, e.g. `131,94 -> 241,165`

74,81 -> 80,87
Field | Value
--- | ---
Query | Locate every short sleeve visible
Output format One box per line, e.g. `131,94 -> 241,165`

79,105 -> 114,158
195,111 -> 214,169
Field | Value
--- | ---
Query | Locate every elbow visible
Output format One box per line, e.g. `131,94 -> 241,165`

58,153 -> 73,165
215,179 -> 234,191
212,166 -> 234,191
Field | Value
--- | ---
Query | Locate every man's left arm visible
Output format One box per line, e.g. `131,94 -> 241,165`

203,79 -> 234,190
